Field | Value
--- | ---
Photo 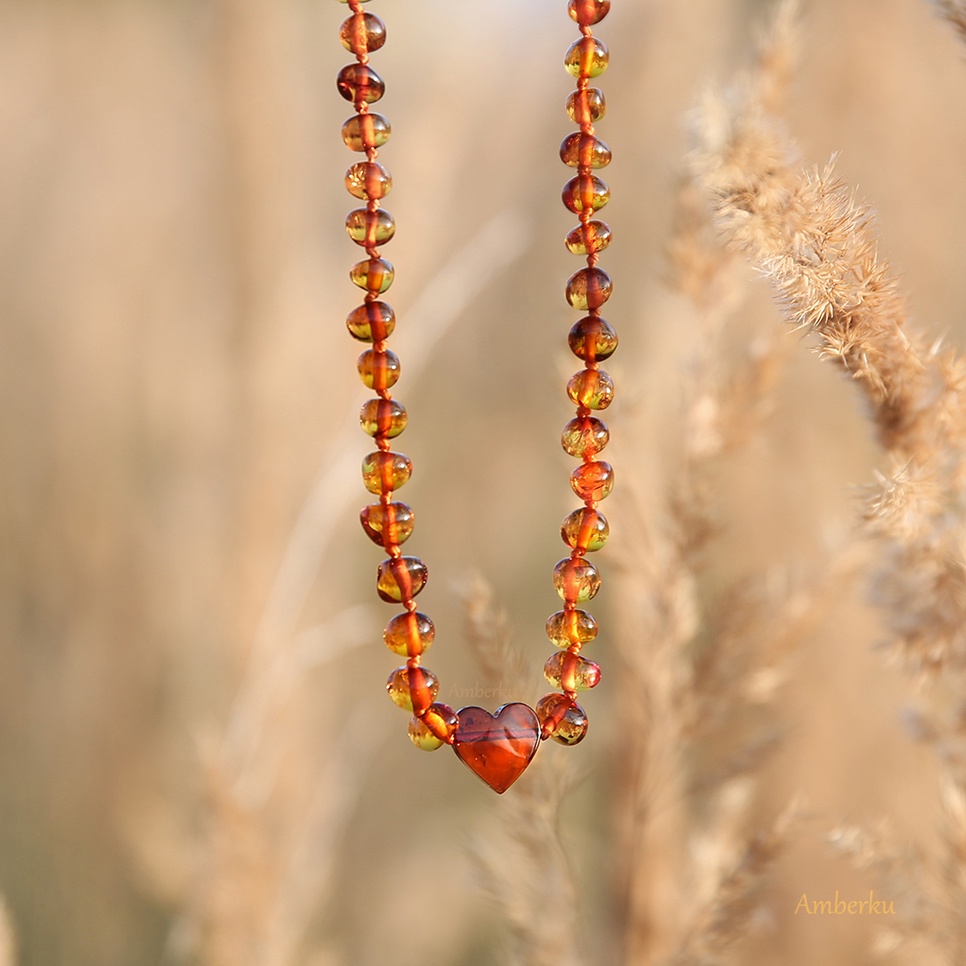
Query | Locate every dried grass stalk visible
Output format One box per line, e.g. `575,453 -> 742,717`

936,0 -> 966,44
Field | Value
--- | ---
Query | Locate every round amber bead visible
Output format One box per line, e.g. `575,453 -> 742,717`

345,208 -> 395,247
561,506 -> 609,552
384,611 -> 434,657
346,301 -> 395,343
562,174 -> 610,214
544,651 -> 602,692
567,369 -> 614,410
376,556 -> 428,603
561,416 -> 609,457
566,267 -> 613,311
386,665 -> 438,714
564,37 -> 609,78
345,161 -> 392,200
546,608 -> 598,647
568,0 -> 611,26
360,398 -> 407,438
339,13 -> 386,55
362,451 -> 412,494
553,556 -> 601,602
566,87 -> 606,125
341,113 -> 391,153
570,460 -> 615,502
336,63 -> 385,106
357,349 -> 400,392
409,703 -> 459,750
536,693 -> 589,745
360,501 -> 415,548
560,132 -> 612,168
568,316 -> 618,362
349,257 -> 394,294
565,220 -> 612,256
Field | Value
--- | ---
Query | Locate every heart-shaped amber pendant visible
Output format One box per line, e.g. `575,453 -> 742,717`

452,703 -> 542,794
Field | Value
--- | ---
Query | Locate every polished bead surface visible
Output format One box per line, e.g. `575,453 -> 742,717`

570,460 -> 615,502
339,13 -> 386,55
386,665 -> 438,714
536,693 -> 589,745
452,704 -> 541,794
568,316 -> 618,361
561,416 -> 609,457
544,651 -> 602,692
546,608 -> 598,647
341,113 -> 391,152
562,174 -> 610,214
336,63 -> 385,105
346,301 -> 395,342
349,256 -> 394,294
553,556 -> 601,602
409,703 -> 459,750
361,450 -> 412,494
345,208 -> 395,247
360,501 -> 414,548
357,349 -> 400,392
359,398 -> 407,438
568,0 -> 611,26
345,161 -> 392,200
561,506 -> 609,551
560,132 -> 612,168
566,87 -> 606,125
567,368 -> 614,410
376,556 -> 428,603
566,267 -> 613,311
384,610 -> 434,656
564,37 -> 609,78
565,220 -> 613,256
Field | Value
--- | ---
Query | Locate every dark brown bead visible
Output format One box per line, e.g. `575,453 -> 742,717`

568,0 -> 611,26
360,398 -> 407,438
565,220 -> 612,256
339,12 -> 386,55
345,161 -> 392,200
566,87 -> 606,125
357,348 -> 401,392
346,301 -> 395,342
562,174 -> 610,214
560,131 -> 612,168
336,63 -> 385,106
360,501 -> 415,548
568,316 -> 618,362
566,267 -> 613,311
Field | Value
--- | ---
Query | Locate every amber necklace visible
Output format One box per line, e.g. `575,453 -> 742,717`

336,0 -> 616,793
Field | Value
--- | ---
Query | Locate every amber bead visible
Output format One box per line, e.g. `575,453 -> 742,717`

349,256 -> 394,295
560,132 -> 612,169
376,556 -> 428,602
565,220 -> 613,256
568,316 -> 618,362
345,208 -> 395,247
568,0 -> 611,26
341,113 -> 391,153
357,349 -> 400,392
561,416 -> 609,458
544,651 -> 602,692
360,398 -> 407,438
360,501 -> 415,548
346,301 -> 395,343
386,665 -> 438,715
553,556 -> 601,602
566,267 -> 613,311
561,506 -> 609,552
384,610 -> 434,657
566,87 -> 606,125
546,608 -> 598,647
362,450 -> 412,494
409,703 -> 459,750
570,460 -> 615,502
345,161 -> 392,200
336,64 -> 385,106
339,13 -> 386,55
536,693 -> 589,745
562,174 -> 609,215
567,369 -> 614,410
564,37 -> 609,78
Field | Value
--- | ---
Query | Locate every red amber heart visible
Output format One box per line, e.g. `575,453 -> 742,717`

452,703 -> 541,794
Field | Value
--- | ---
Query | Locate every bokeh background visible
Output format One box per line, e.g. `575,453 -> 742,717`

2,0 -> 966,963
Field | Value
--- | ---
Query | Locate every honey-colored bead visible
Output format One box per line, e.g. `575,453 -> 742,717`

376,556 -> 428,602
360,398 -> 407,438
345,161 -> 392,200
566,267 -> 613,311
567,369 -> 615,410
357,349 -> 401,392
336,63 -> 385,106
361,450 -> 412,494
409,703 -> 459,750
341,113 -> 391,152
561,416 -> 609,458
564,37 -> 609,78
553,556 -> 601,602
345,208 -> 395,247
544,651 -> 602,692
562,174 -> 610,214
339,13 -> 386,55
568,316 -> 618,362
386,665 -> 438,714
560,132 -> 612,168
360,501 -> 415,548
570,460 -> 615,502
546,608 -> 598,647
565,220 -> 613,256
346,301 -> 395,342
349,256 -> 394,294
536,693 -> 589,745
566,87 -> 606,125
384,610 -> 434,657
561,506 -> 609,552
568,0 -> 611,26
